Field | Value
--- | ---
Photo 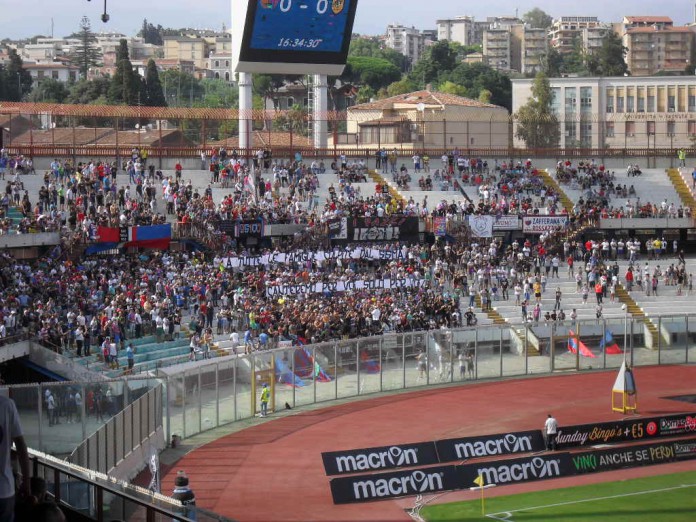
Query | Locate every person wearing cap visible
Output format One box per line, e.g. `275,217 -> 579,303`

260,383 -> 270,417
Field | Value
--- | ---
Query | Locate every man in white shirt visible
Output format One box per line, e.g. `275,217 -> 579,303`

544,414 -> 558,451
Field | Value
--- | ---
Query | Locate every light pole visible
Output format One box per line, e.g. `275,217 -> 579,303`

621,303 -> 630,366
16,72 -> 21,100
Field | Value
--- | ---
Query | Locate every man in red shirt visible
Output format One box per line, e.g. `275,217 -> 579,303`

175,161 -> 183,181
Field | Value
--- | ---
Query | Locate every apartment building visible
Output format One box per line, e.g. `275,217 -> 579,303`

483,29 -> 512,72
163,36 -> 210,70
549,16 -> 603,54
510,26 -> 548,74
385,24 -> 435,65
512,76 -> 696,149
436,16 -> 477,45
622,17 -> 693,76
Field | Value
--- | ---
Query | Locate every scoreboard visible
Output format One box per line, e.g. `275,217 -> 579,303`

232,0 -> 358,74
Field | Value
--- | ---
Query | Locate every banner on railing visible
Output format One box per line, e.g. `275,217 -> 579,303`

329,437 -> 696,504
494,215 -> 521,230
221,246 -> 410,269
468,215 -> 494,238
219,219 -> 265,238
266,277 -> 426,297
349,216 -> 419,243
522,216 -> 569,234
433,217 -> 447,237
91,224 -> 171,253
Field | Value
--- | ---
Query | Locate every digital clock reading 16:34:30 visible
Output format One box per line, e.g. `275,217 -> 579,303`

250,0 -> 353,53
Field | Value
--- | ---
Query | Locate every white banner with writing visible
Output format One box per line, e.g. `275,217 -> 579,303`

221,247 -> 410,269
265,277 -> 427,298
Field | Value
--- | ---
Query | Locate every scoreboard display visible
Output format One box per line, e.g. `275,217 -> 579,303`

233,0 -> 358,74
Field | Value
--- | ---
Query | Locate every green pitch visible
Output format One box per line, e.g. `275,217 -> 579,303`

420,471 -> 696,522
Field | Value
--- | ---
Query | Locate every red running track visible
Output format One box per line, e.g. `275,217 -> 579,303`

161,365 -> 696,522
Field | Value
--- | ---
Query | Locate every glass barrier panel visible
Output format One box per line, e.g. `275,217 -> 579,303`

656,315 -> 687,364
290,347 -> 316,407
632,317 -> 659,367
11,386 -> 41,452
200,365 -> 218,432
217,360 -> 236,425
184,369 -> 201,437
500,327 -> 525,377
687,315 -> 696,364
336,341 -> 358,399
601,318 -> 627,369
40,382 -> 87,457
474,327 -> 502,380
273,346 -> 297,408
381,335 -> 405,391
404,332 -> 426,389
357,340 -> 381,395
315,344 -> 338,402
235,355 -> 252,421
167,374 -> 185,442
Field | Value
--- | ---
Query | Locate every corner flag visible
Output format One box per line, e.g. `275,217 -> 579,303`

473,475 -> 485,487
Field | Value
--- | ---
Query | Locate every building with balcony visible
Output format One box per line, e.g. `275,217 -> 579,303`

24,62 -> 79,83
622,17 -> 694,76
436,16 -> 478,45
346,89 -> 509,150
510,26 -> 548,74
385,24 -> 435,66
163,36 -> 210,70
549,16 -> 603,54
483,29 -> 512,72
512,75 -> 696,150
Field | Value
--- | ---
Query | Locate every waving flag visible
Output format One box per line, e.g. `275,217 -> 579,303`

600,330 -> 623,355
568,330 -> 597,358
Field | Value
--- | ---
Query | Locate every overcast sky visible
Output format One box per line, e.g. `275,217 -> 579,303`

0,0 -> 692,40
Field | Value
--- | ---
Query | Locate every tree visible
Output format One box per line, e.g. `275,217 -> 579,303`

523,8 -> 553,29
160,69 -> 204,107
515,72 -> 560,149
143,59 -> 166,106
138,19 -> 164,46
69,16 -> 101,79
409,40 -> 458,87
108,39 -> 143,105
542,48 -> 564,78
349,37 -> 409,71
440,63 -> 512,110
384,78 -> 418,98
27,78 -> 69,103
589,30 -> 629,77
438,81 -> 467,97
342,56 -> 402,92
0,48 -> 32,101
66,76 -> 111,105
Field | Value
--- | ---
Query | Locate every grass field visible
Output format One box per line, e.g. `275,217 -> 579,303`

420,471 -> 696,522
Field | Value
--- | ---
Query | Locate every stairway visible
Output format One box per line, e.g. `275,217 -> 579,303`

667,168 -> 696,213
538,169 -> 574,214
614,284 -> 659,349
367,169 -> 406,205
473,295 -> 507,325
516,327 -> 540,357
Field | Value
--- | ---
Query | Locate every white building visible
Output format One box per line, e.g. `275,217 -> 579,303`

385,24 -> 435,65
24,62 -> 79,83
436,16 -> 478,45
512,76 -> 696,149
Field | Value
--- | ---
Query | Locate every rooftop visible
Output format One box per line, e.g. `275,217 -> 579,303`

349,90 -> 502,111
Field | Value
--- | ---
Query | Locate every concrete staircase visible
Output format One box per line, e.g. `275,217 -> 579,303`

367,169 -> 406,205
539,169 -> 574,213
669,168 -> 696,213
614,284 -> 659,348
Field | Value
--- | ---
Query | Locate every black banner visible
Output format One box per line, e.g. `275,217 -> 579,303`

323,412 -> 696,477
219,219 -> 264,238
555,412 -> 696,449
322,442 -> 439,476
349,216 -> 419,243
329,465 -> 459,505
569,440 -> 696,475
458,452 -> 573,489
329,438 -> 696,504
436,430 -> 545,463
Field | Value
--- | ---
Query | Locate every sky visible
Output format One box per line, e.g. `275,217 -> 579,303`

0,0 -> 693,40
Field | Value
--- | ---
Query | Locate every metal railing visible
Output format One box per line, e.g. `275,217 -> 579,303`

27,448 -> 236,522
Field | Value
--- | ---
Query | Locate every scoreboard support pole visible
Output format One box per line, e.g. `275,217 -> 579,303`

239,71 -> 254,155
313,74 -> 329,150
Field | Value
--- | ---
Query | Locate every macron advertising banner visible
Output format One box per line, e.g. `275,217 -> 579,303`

323,412 -> 696,477
329,438 -> 696,504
